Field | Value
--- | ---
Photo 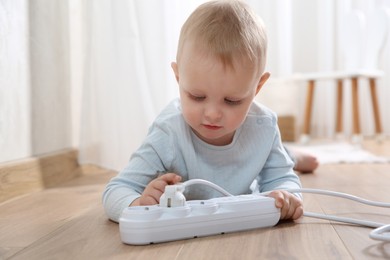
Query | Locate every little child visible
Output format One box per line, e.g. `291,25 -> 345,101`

103,0 -> 303,223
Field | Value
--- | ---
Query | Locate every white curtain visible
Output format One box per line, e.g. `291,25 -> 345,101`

78,0 -> 208,170
0,0 -> 31,162
78,0 -> 390,171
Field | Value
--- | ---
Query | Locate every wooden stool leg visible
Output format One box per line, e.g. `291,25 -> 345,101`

302,80 -> 315,136
351,77 -> 360,135
368,78 -> 382,134
335,79 -> 343,134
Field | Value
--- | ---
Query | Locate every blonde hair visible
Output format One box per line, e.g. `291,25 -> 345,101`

176,0 -> 267,73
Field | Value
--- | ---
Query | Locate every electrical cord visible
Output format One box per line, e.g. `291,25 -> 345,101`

183,179 -> 233,197
182,179 -> 390,242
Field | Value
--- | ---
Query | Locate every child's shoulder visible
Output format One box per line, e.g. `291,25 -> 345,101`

154,98 -> 182,121
247,101 -> 277,125
152,98 -> 187,131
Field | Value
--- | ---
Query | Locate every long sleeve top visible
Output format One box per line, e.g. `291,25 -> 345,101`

102,98 -> 301,222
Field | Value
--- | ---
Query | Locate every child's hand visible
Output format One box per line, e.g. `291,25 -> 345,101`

268,190 -> 303,220
132,173 -> 182,206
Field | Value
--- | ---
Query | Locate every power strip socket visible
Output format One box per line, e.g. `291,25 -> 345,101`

119,194 -> 280,245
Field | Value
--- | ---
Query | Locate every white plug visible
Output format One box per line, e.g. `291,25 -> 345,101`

159,184 -> 186,207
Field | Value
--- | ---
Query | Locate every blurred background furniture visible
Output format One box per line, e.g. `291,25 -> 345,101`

294,8 -> 390,143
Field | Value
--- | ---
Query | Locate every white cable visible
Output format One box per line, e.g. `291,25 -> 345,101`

303,211 -> 385,228
259,188 -> 390,208
182,179 -> 390,242
183,179 -> 233,196
370,224 -> 390,242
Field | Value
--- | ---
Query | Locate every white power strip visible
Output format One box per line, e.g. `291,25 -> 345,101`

119,179 -> 390,244
119,194 -> 280,245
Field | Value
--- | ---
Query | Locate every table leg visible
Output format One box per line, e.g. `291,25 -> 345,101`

369,78 -> 382,134
302,80 -> 315,136
351,77 -> 360,135
335,79 -> 344,134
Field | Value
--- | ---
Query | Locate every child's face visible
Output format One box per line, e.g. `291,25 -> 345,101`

172,43 -> 269,146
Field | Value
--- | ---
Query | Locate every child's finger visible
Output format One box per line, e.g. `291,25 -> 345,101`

158,173 -> 182,184
285,200 -> 296,219
152,173 -> 182,193
268,191 -> 289,219
141,194 -> 159,205
269,190 -> 303,220
280,198 -> 290,219
152,179 -> 171,193
292,205 -> 304,220
268,190 -> 284,208
290,197 -> 303,220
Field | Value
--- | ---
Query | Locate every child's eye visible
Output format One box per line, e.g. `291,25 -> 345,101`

189,94 -> 205,101
224,99 -> 242,105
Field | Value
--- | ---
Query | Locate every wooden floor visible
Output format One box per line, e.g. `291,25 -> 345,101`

1,140 -> 390,259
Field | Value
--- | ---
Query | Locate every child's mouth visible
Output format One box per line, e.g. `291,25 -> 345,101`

203,124 -> 222,130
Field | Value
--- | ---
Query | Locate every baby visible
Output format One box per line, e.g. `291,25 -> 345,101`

103,0 -> 303,223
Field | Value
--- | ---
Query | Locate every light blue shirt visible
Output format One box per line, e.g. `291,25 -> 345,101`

103,98 -> 301,222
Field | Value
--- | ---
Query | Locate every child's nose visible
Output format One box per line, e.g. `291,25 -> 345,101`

204,104 -> 222,123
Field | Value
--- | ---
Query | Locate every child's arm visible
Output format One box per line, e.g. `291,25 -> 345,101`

260,155 -> 303,221
257,122 -> 303,220
268,190 -> 303,220
102,124 -> 178,222
130,173 -> 182,206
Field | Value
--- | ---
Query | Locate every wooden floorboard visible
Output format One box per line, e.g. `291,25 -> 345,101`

1,140 -> 390,259
0,165 -> 116,259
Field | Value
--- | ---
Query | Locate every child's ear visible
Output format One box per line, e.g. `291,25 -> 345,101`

171,62 -> 179,83
255,72 -> 270,95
